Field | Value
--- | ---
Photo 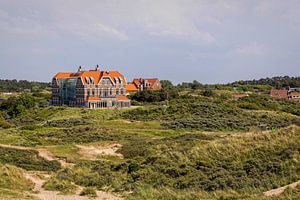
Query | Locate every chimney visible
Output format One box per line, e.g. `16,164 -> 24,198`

78,66 -> 82,72
95,65 -> 100,71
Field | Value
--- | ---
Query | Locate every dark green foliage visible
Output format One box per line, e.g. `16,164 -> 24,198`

130,89 -> 178,102
230,76 -> 300,88
46,118 -> 92,127
235,94 -> 300,116
0,79 -> 50,92
22,126 -> 116,146
0,94 -> 35,117
177,80 -> 204,91
160,80 -> 173,90
201,89 -> 215,97
0,147 -> 61,171
123,97 -> 297,131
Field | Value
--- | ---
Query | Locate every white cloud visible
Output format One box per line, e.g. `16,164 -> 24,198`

235,42 -> 270,56
94,23 -> 128,41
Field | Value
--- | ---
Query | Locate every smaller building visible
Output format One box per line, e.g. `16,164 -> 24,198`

126,78 -> 162,93
288,91 -> 300,101
270,88 -> 288,99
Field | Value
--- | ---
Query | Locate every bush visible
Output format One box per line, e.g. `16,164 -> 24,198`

130,89 -> 179,102
43,178 -> 77,194
123,97 -> 298,131
0,147 -> 61,171
0,119 -> 11,129
80,187 -> 97,197
0,94 -> 35,117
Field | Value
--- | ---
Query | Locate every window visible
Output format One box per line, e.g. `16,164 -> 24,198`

110,88 -> 112,96
104,89 -> 108,97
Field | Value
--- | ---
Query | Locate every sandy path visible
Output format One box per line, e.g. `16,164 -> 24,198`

76,144 -> 123,160
24,172 -> 122,200
0,144 -> 73,168
263,180 -> 300,196
1,144 -> 123,199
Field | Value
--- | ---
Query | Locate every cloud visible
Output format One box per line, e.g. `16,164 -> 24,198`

235,42 -> 270,56
94,23 -> 128,41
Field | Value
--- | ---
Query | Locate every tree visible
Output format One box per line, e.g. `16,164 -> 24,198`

160,80 -> 173,90
0,94 -> 35,117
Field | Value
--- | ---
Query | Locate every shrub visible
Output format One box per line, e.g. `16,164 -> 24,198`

80,187 -> 97,198
43,178 -> 77,194
0,119 -> 11,129
0,147 -> 61,171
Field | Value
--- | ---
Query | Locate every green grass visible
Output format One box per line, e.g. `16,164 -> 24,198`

45,145 -> 81,163
0,164 -> 34,191
1,94 -> 300,199
0,164 -> 37,200
0,146 -> 61,171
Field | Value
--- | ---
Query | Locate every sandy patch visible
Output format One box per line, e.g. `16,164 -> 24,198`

0,144 -> 73,168
24,172 -> 122,200
76,144 -> 123,160
263,180 -> 300,197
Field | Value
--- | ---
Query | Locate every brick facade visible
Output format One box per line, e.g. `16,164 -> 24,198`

51,67 -> 130,108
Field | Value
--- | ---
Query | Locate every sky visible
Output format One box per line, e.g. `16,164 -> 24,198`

0,0 -> 299,84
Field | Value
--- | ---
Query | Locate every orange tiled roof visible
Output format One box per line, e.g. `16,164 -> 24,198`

54,70 -> 126,85
132,78 -> 159,88
117,96 -> 129,101
86,97 -> 101,101
54,72 -> 80,79
126,83 -> 138,91
145,78 -> 159,86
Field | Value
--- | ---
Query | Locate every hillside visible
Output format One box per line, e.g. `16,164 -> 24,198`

0,89 -> 300,199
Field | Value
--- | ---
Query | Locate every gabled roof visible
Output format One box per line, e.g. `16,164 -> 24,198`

132,78 -> 160,88
53,70 -> 126,85
126,83 -> 138,91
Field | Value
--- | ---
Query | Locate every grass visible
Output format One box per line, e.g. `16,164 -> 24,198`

0,164 -> 34,191
0,164 -> 37,200
0,94 -> 300,199
0,146 -> 61,171
45,145 -> 81,163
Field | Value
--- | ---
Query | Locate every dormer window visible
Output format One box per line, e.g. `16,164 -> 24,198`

90,77 -> 94,84
85,77 -> 90,84
118,77 -> 123,84
114,77 -> 119,84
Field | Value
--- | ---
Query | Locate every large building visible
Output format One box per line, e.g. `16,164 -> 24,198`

126,78 -> 162,93
51,66 -> 130,108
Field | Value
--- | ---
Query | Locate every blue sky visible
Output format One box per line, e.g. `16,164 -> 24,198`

0,0 -> 299,84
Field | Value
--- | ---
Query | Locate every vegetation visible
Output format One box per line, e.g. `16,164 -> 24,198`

0,79 -> 50,92
230,76 -> 300,88
123,96 -> 299,131
0,164 -> 34,191
0,147 -> 61,171
80,187 -> 97,197
0,77 -> 300,199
